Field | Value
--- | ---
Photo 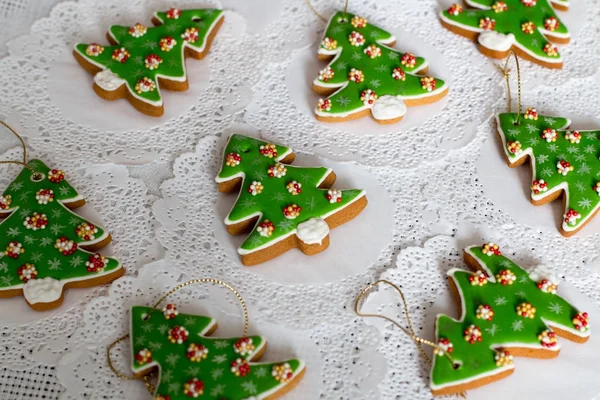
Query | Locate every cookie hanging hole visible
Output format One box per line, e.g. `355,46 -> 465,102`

452,362 -> 461,370
30,172 -> 44,182
141,313 -> 151,321
192,16 -> 202,22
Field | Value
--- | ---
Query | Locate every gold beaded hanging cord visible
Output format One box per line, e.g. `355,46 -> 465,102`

305,0 -> 349,23
497,49 -> 523,125
0,120 -> 43,180
107,278 -> 249,395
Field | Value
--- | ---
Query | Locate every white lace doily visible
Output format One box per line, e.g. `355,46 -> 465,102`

0,0 -> 264,165
0,147 -> 158,371
57,259 -> 385,399
1,0 -> 600,398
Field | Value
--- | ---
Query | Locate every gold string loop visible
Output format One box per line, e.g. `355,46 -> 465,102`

497,49 -> 522,125
0,120 -> 42,180
355,280 -> 459,368
305,0 -> 349,23
107,278 -> 250,395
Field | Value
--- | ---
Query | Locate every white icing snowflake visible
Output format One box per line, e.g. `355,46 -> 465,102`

370,79 -> 381,88
500,260 -> 513,268
525,124 -> 538,133
537,154 -> 549,164
254,367 -> 268,377
59,186 -> 71,196
548,144 -> 559,152
557,154 -> 567,161
549,302 -> 564,314
168,382 -> 180,394
165,354 -> 181,366
331,26 -> 343,34
305,196 -> 317,211
540,167 -> 554,177
575,154 -> 587,162
211,385 -> 226,396
7,227 -> 20,236
184,317 -> 196,326
277,219 -> 294,230
31,253 -> 43,263
148,341 -> 163,350
134,335 -> 146,345
485,324 -> 499,337
0,276 -> 13,286
585,145 -> 596,154
50,224 -> 66,235
0,262 -> 8,273
9,181 -> 24,192
567,146 -> 580,154
39,237 -> 53,247
214,340 -> 229,349
574,181 -> 587,192
271,192 -> 286,202
518,274 -> 530,284
23,235 -> 35,244
585,131 -> 597,140
515,290 -> 527,298
19,208 -> 31,218
375,64 -> 388,73
211,368 -> 224,380
352,52 -> 362,60
69,256 -> 83,268
578,163 -> 592,175
240,198 -> 256,209
157,324 -> 170,335
578,198 -> 593,210
531,38 -> 540,47
18,191 -> 31,200
527,137 -> 541,146
247,236 -> 264,247
51,208 -> 64,218
336,96 -> 351,107
369,31 -> 381,39
507,128 -> 520,137
69,217 -> 81,226
512,320 -> 524,332
254,171 -> 267,180
337,61 -> 347,69
185,366 -> 200,376
141,324 -> 153,332
544,117 -> 557,125
212,354 -> 228,364
387,52 -> 399,60
242,380 -> 258,394
48,258 -> 62,270
162,370 -> 173,382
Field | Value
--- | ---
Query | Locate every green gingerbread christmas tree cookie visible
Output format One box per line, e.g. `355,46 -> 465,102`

313,11 -> 448,124
73,8 -> 224,116
430,243 -> 589,395
216,134 -> 368,266
440,0 -> 569,69
0,160 -> 123,310
130,305 -> 306,399
496,110 -> 600,236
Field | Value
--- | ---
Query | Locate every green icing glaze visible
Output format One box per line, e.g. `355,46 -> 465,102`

314,11 -> 446,118
440,0 -> 569,64
130,305 -> 304,399
74,8 -> 223,105
216,134 -> 366,253
497,112 -> 600,234
0,160 -> 120,292
431,245 -> 589,392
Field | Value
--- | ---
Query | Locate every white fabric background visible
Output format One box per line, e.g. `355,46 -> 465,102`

0,0 -> 599,399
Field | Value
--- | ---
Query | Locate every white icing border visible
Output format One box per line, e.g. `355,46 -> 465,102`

430,245 -> 589,392
129,310 -> 306,400
73,10 -> 224,108
215,135 -> 367,255
495,113 -> 600,233
439,1 -> 569,65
